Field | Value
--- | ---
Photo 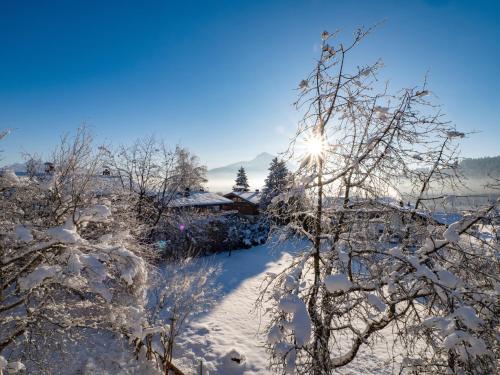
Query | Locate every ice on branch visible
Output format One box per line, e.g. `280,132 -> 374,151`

436,269 -> 462,289
14,224 -> 33,242
75,204 -> 112,223
324,274 -> 353,293
454,306 -> 484,331
46,220 -> 82,244
18,264 -> 62,291
366,293 -> 386,312
443,221 -> 461,243
277,294 -> 312,346
442,331 -> 489,358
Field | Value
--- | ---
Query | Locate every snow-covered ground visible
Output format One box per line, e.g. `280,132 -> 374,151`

169,241 -> 398,375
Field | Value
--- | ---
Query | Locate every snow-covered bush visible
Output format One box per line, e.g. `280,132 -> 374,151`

0,127 -> 156,373
155,211 -> 269,259
262,27 -> 499,374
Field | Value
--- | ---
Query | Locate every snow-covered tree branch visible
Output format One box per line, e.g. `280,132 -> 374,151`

0,127 -> 155,373
262,27 -> 499,375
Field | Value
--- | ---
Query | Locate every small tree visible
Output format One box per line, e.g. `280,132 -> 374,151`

234,166 -> 250,191
173,146 -> 207,193
142,259 -> 220,373
261,157 -> 289,210
24,156 -> 42,179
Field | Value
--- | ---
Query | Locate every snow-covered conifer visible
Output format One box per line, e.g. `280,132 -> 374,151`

261,157 -> 289,210
234,166 -> 250,192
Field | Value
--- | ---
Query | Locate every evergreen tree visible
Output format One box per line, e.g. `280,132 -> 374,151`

261,157 -> 289,210
234,166 -> 250,191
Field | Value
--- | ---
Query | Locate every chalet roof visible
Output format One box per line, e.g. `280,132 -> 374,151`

169,191 -> 233,208
225,190 -> 262,205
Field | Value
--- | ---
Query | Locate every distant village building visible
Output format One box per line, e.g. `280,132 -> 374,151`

223,190 -> 262,215
168,190 -> 234,212
44,162 -> 55,174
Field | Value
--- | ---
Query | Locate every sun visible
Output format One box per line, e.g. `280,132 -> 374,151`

304,133 -> 325,158
297,132 -> 327,167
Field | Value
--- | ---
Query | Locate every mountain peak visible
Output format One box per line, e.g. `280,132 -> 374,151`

254,152 -> 274,160
207,153 -> 274,192
207,152 -> 275,180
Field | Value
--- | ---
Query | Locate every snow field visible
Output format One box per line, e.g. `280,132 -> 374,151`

169,241 -> 399,374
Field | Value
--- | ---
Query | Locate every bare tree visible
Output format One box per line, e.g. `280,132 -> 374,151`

261,27 -> 498,374
136,259 -> 220,374
104,138 -> 207,228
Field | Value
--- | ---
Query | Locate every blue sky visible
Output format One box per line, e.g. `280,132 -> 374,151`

1,0 -> 499,168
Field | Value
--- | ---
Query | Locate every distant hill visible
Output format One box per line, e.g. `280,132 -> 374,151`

206,154 -> 500,194
208,152 -> 275,177
6,154 -> 498,194
459,155 -> 500,178
207,152 -> 275,193
1,162 -> 27,173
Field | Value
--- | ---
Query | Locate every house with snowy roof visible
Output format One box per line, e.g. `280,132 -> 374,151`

168,189 -> 234,212
223,190 -> 262,215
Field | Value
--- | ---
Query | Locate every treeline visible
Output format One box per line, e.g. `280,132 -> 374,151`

459,155 -> 500,178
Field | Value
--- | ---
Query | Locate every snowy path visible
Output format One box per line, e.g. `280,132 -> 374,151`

172,241 -> 300,374
172,242 -> 397,374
